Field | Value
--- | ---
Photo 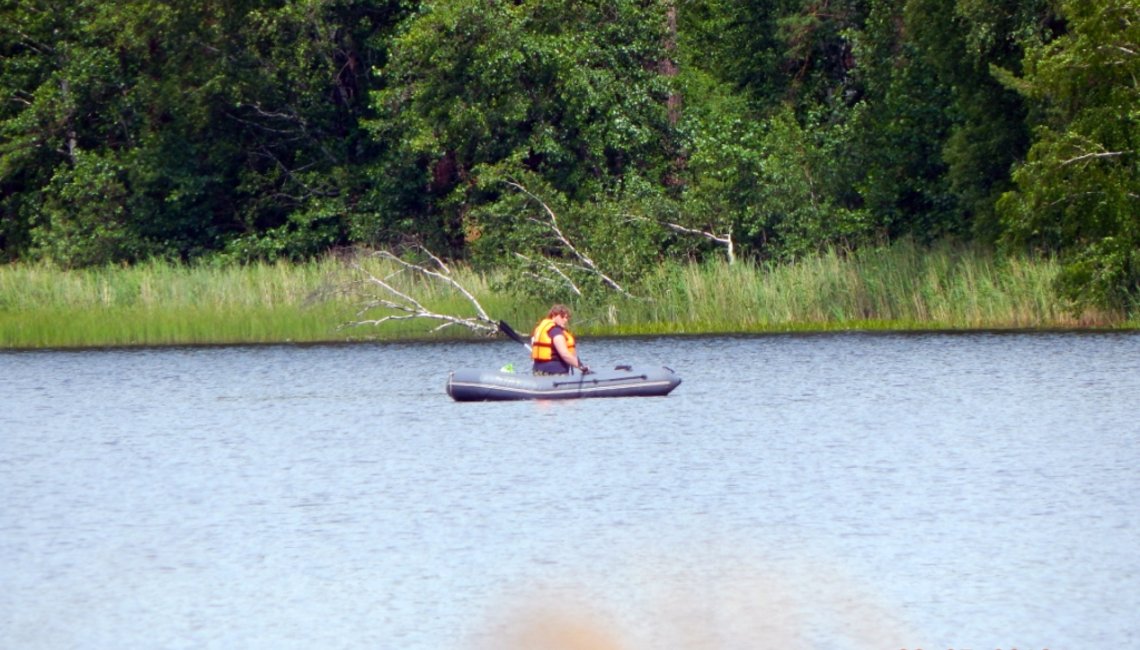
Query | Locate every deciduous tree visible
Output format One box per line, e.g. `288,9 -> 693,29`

998,0 -> 1140,311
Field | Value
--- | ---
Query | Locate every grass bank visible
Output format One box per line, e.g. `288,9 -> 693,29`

596,240 -> 1128,334
0,256 -> 542,349
1,242 -> 1133,349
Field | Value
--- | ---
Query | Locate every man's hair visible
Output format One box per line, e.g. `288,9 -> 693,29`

547,304 -> 571,319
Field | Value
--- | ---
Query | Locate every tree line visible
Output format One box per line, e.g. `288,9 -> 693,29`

2,0 -> 1137,310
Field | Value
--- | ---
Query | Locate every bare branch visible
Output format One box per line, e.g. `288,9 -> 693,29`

658,220 -> 736,264
1061,150 -> 1127,165
506,180 -> 635,298
377,248 -> 492,323
417,246 -> 452,275
515,252 -> 583,296
1101,44 -> 1136,57
6,28 -> 55,56
342,248 -> 497,336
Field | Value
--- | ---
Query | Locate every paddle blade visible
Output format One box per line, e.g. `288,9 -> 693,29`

498,320 -> 531,348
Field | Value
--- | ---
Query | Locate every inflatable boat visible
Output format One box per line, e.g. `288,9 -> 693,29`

447,365 -> 681,401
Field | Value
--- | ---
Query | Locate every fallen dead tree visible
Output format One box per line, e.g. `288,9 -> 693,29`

342,182 -> 668,336
342,246 -> 499,337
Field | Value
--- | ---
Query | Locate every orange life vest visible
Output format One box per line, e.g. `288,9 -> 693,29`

531,318 -> 576,361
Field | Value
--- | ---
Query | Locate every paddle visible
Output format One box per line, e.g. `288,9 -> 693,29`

498,320 -> 531,351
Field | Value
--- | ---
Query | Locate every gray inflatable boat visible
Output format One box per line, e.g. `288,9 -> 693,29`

447,364 -> 681,401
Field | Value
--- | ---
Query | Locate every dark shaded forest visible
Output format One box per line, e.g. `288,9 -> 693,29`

2,0 -> 1137,309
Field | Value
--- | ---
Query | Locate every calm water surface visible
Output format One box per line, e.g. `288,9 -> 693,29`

2,333 -> 1137,649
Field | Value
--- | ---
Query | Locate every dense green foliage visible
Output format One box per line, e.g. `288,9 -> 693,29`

997,0 -> 1140,311
2,0 -> 1137,311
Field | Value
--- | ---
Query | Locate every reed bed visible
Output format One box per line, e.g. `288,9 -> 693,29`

0,260 -> 350,348
1,242 -> 1133,349
589,240 -> 1129,335
0,255 -> 542,348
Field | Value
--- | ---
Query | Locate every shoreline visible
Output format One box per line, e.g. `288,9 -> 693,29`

4,243 -> 1136,350
4,321 -> 1137,353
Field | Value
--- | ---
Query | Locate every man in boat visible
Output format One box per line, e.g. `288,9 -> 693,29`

531,304 -> 590,375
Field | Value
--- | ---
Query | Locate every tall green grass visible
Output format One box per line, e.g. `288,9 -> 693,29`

1,242 -> 1133,349
0,259 -> 350,348
588,240 -> 1131,334
0,255 -> 542,348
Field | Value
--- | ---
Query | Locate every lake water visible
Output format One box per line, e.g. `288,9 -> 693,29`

2,332 -> 1138,649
